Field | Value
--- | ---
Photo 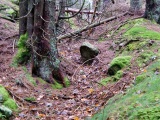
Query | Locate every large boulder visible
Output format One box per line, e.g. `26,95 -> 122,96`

80,42 -> 99,61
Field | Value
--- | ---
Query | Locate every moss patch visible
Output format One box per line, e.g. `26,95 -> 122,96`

22,67 -> 36,86
100,70 -> 123,86
91,60 -> 160,120
12,33 -> 30,66
124,26 -> 160,40
108,56 -> 132,75
0,85 -> 17,119
135,74 -> 147,85
24,97 -> 36,102
64,77 -> 70,87
51,81 -> 63,89
3,99 -> 17,111
136,50 -> 155,67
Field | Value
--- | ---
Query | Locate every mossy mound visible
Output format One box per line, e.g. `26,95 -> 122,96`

108,56 -> 132,75
0,0 -> 19,20
124,26 -> 160,40
91,60 -> 160,120
0,85 -> 18,119
100,70 -> 123,86
117,18 -> 160,40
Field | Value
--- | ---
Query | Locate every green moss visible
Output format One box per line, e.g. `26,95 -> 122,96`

64,77 -> 70,87
0,85 -> 18,119
22,67 -> 36,86
108,56 -> 131,75
12,33 -> 30,66
51,81 -> 63,89
137,50 -> 155,67
91,60 -> 160,120
100,77 -> 112,86
37,78 -> 47,84
110,56 -> 132,69
100,71 -> 123,85
113,70 -> 123,81
24,97 -> 36,102
124,26 -> 160,40
3,99 -> 17,111
0,86 -> 9,101
135,74 -> 147,85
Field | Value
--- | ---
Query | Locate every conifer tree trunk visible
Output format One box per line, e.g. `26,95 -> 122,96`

19,0 -> 28,35
144,0 -> 160,24
19,0 -> 65,86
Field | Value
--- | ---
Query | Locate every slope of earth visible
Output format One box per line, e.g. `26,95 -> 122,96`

0,17 -> 116,120
91,18 -> 160,120
1,15 -> 157,120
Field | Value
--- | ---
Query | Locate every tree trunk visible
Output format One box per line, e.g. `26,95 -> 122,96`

130,0 -> 142,12
19,0 -> 66,85
144,0 -> 160,24
19,0 -> 28,35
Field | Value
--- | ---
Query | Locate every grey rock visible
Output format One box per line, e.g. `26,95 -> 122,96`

80,42 -> 99,61
0,105 -> 12,118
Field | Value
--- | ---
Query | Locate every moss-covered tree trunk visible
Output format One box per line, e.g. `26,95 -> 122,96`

144,0 -> 160,24
19,0 -> 66,86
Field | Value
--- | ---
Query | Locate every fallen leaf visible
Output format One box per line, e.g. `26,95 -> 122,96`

88,88 -> 94,94
73,116 -> 79,120
143,69 -> 147,72
39,113 -> 46,117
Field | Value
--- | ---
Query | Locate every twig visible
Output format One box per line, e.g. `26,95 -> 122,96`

12,39 -> 16,53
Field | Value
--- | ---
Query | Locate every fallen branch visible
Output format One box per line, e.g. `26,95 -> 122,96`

57,12 -> 129,41
0,16 -> 15,22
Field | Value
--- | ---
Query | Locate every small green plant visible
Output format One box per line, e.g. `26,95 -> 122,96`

24,97 -> 36,102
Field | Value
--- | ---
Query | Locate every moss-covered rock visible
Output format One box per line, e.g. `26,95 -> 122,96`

0,85 -> 18,119
0,0 -> 19,19
108,56 -> 132,75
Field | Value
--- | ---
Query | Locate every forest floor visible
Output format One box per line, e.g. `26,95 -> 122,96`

0,13 -> 153,120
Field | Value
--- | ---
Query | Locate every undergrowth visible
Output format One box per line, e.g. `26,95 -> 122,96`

91,60 -> 160,120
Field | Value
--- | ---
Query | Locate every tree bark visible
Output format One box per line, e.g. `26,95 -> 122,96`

130,0 -> 142,12
27,0 -> 34,37
19,0 -> 28,35
144,0 -> 160,24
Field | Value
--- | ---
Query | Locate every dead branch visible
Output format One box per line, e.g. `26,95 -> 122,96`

64,8 -> 102,15
57,12 -> 129,41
